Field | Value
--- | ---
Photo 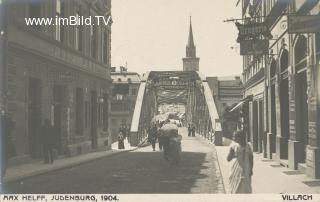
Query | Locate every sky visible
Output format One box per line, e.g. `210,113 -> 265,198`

111,0 -> 242,77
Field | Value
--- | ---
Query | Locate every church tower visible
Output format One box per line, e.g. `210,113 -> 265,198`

183,17 -> 200,71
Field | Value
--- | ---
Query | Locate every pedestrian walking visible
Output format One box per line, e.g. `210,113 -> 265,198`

121,124 -> 127,140
227,130 -> 253,193
191,123 -> 196,137
118,129 -> 125,149
41,119 -> 55,164
0,111 -> 16,182
158,121 -> 166,150
148,124 -> 158,151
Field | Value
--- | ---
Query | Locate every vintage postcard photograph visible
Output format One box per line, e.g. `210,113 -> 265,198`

0,0 -> 320,201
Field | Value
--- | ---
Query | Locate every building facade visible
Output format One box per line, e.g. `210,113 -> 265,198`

1,0 -> 112,162
207,76 -> 243,137
182,18 -> 200,71
239,0 -> 320,178
110,67 -> 140,142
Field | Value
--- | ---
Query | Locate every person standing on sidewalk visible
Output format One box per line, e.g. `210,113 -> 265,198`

227,130 -> 253,193
41,119 -> 55,164
118,129 -> 125,149
0,111 -> 16,182
191,123 -> 196,137
188,123 -> 191,136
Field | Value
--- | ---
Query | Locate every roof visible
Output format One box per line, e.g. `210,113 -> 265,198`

111,72 -> 141,84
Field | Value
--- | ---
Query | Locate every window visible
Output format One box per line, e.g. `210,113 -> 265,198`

55,0 -> 65,42
116,94 -> 123,101
91,24 -> 97,58
103,32 -> 109,64
29,1 -> 41,30
75,12 -> 83,51
103,93 -> 109,130
131,88 -> 137,96
55,0 -> 61,41
85,101 -> 90,128
75,88 -> 84,135
29,1 -> 41,18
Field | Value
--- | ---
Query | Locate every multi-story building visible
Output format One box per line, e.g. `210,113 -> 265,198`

1,0 -> 112,162
207,76 -> 243,137
110,67 -> 140,142
238,0 -> 320,178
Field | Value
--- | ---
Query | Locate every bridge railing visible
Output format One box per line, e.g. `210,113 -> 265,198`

190,72 -> 222,144
130,72 -> 157,146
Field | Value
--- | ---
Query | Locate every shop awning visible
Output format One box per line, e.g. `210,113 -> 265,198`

229,100 -> 245,112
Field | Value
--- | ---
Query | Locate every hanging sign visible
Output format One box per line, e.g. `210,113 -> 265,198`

235,22 -> 272,42
240,39 -> 269,55
288,15 -> 320,33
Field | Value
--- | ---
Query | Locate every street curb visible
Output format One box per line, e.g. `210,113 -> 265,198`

4,138 -> 151,184
196,135 -> 227,194
3,147 -> 140,184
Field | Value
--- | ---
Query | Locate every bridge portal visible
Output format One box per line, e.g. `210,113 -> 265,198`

130,71 -> 221,146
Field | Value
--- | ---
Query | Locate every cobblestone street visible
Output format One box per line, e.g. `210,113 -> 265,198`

3,128 -> 225,194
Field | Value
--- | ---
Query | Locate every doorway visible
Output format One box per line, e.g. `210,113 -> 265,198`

258,99 -> 264,153
280,78 -> 289,159
279,49 -> 289,160
53,85 -> 64,154
270,84 -> 277,154
252,100 -> 258,152
295,71 -> 308,162
91,91 -> 98,149
28,78 -> 42,158
294,35 -> 309,163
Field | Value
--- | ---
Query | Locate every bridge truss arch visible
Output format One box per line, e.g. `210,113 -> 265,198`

130,71 -> 221,146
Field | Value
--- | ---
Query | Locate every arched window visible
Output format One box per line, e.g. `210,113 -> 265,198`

270,59 -> 276,79
280,49 -> 289,72
294,35 -> 307,72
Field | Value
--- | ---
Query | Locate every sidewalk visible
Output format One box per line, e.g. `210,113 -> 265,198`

3,139 -> 137,184
215,143 -> 320,193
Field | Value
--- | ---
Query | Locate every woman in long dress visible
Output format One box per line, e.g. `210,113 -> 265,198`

118,131 -> 125,149
227,130 -> 253,193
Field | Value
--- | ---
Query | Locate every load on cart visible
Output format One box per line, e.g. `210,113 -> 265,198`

158,123 -> 182,165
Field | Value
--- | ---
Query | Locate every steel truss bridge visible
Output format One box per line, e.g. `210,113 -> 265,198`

129,71 -> 221,146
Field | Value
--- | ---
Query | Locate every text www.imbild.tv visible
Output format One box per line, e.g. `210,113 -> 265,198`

25,15 -> 111,26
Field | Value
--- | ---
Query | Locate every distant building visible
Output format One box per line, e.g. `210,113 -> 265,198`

237,0 -> 320,179
182,17 -> 200,71
110,67 -> 140,142
0,0 -> 112,161
207,76 -> 243,137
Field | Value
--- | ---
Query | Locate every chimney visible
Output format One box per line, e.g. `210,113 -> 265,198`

120,66 -> 127,72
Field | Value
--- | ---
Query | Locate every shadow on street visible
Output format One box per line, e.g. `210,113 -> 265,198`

2,150 -> 219,194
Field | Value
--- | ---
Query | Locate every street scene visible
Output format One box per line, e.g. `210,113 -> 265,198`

1,0 -> 320,196
3,128 -> 224,194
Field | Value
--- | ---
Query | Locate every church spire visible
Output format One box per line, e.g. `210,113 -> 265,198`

183,16 -> 199,71
188,16 -> 195,48
186,16 -> 196,58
